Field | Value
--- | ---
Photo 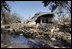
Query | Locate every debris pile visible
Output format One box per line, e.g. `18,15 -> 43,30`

1,23 -> 71,48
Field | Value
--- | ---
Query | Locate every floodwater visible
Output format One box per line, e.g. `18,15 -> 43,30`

1,34 -> 71,48
3,35 -> 51,48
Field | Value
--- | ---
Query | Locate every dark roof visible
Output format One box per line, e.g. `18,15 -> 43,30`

29,12 -> 55,22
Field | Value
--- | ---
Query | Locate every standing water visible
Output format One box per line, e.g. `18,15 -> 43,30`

2,35 -> 50,48
1,34 -> 71,48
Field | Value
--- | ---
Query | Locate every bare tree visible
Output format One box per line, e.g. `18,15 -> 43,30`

1,1 -> 10,24
42,1 -> 71,13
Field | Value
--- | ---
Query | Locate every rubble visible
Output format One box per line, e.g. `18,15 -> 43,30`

1,22 -> 71,48
5,25 -> 10,28
51,38 -> 56,41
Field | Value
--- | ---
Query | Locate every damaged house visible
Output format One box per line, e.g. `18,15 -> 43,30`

27,12 -> 55,26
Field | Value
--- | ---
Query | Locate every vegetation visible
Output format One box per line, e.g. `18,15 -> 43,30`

42,1 -> 71,13
1,1 -> 21,24
4,12 -> 21,24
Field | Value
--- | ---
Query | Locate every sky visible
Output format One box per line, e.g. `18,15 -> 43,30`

6,1 -> 51,21
6,1 -> 71,21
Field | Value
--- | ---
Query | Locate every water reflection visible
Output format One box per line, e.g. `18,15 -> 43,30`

2,34 -> 70,48
6,35 -> 51,48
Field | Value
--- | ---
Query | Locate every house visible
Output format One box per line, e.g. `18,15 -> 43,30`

27,12 -> 55,26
